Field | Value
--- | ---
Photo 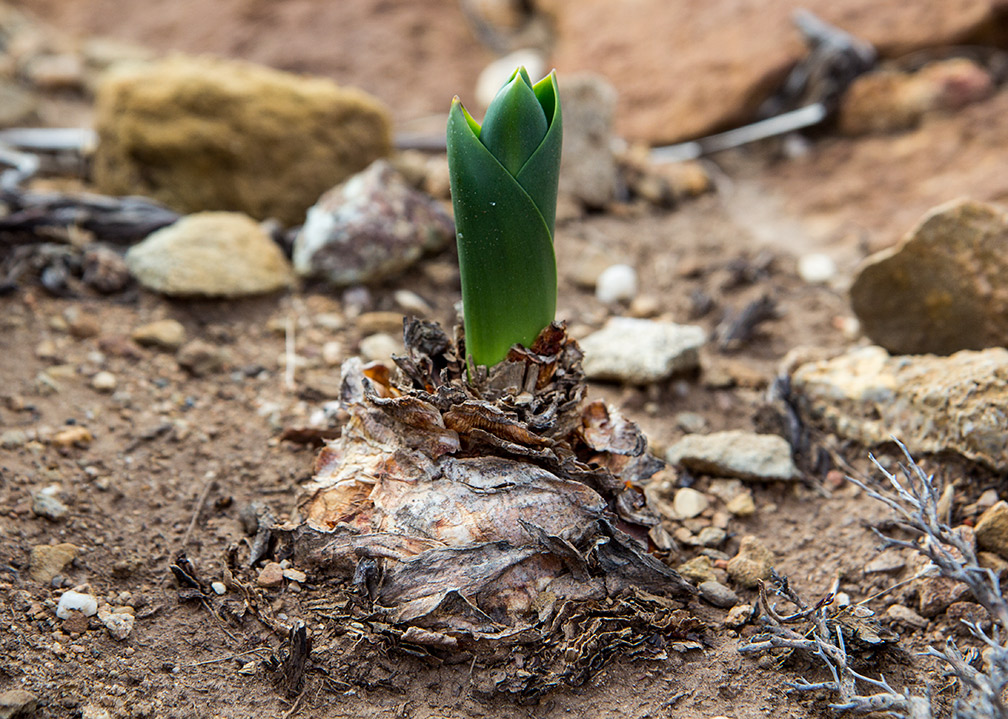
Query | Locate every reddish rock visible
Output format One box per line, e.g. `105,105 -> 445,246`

918,576 -> 970,617
541,0 -> 1003,144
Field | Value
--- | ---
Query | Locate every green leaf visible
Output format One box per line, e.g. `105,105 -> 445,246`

478,67 -> 548,177
517,71 -> 562,237
447,97 -> 557,368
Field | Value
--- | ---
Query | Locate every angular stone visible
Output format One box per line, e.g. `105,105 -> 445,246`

726,492 -> 756,517
678,555 -> 716,585
126,212 -> 294,298
293,160 -> 453,286
864,549 -> 906,575
580,317 -> 705,384
975,501 -> 1008,560
885,603 -> 928,630
790,346 -> 1008,471
29,543 -> 78,583
94,55 -> 392,225
666,430 -> 800,481
726,535 -> 773,589
851,199 -> 1008,355
176,340 -> 228,377
257,562 -> 284,588
918,576 -> 969,617
98,609 -> 135,640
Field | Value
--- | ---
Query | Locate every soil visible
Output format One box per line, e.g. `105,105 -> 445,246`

2,2 -> 1006,718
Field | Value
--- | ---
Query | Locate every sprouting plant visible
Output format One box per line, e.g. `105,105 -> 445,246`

446,66 -> 562,369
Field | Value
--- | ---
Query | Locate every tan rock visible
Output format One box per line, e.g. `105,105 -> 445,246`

850,199 -> 1008,354
131,319 -> 186,351
726,535 -> 773,589
678,555 -> 716,585
257,562 -> 284,588
975,501 -> 1008,560
790,345 -> 1008,471
839,59 -> 993,135
126,212 -> 294,298
29,543 -> 78,583
94,55 -> 392,225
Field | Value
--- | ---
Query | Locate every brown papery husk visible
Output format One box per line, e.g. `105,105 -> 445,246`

274,319 -> 700,699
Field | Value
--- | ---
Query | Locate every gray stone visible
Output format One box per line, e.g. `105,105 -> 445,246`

0,429 -> 28,449
176,340 -> 228,377
850,199 -> 1008,355
127,212 -> 294,297
0,82 -> 38,126
293,160 -> 454,287
790,346 -> 1008,471
864,550 -> 906,575
32,486 -> 68,521
699,580 -> 738,608
665,430 -> 800,481
558,73 -> 619,208
885,603 -> 928,630
697,526 -> 727,548
580,317 -> 705,384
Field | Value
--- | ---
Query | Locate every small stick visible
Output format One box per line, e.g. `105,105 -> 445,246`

285,315 -> 296,391
180,478 -> 216,549
281,688 -> 308,719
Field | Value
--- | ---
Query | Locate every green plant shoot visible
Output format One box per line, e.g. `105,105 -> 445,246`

446,67 -> 562,369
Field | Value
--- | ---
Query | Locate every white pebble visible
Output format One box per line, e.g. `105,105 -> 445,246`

797,253 -> 837,284
393,289 -> 432,317
476,49 -> 547,108
91,371 -> 117,392
673,487 -> 709,519
282,568 -> 307,583
211,581 -> 226,595
359,333 -> 401,363
322,340 -> 343,366
595,264 -> 638,304
56,590 -> 98,619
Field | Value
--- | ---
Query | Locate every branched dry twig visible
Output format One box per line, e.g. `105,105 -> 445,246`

740,439 -> 1008,718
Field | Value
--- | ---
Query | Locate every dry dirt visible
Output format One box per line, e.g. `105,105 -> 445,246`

2,2 -> 1007,718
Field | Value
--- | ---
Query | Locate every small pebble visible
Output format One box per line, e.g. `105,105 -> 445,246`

726,492 -> 756,517
131,319 -> 186,351
724,603 -> 752,628
99,609 -> 135,640
62,610 -> 89,634
211,581 -> 226,595
257,562 -> 284,588
32,486 -> 69,521
90,371 -> 117,392
57,590 -> 98,619
359,333 -> 401,363
393,289 -> 432,316
726,535 -> 773,589
322,340 -> 343,366
885,603 -> 928,630
678,555 -> 716,585
797,253 -> 837,284
699,580 -> 738,608
697,526 -> 727,547
0,428 -> 28,449
51,426 -> 93,448
282,568 -> 307,583
595,263 -> 638,304
673,487 -> 709,519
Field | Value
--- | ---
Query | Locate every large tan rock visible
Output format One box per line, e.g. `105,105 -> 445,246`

93,55 -> 392,225
790,346 -> 1008,470
540,0 -> 1003,144
850,199 -> 1008,355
